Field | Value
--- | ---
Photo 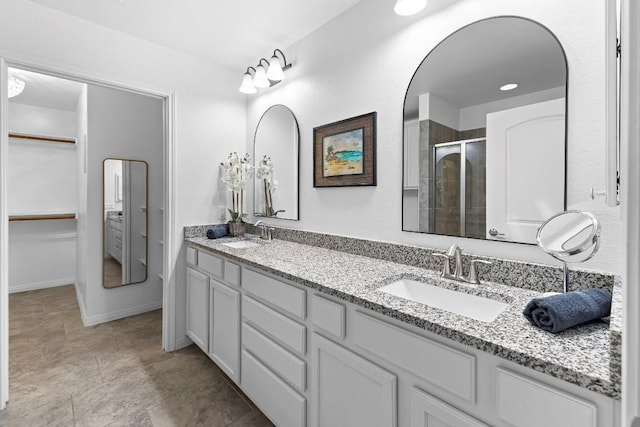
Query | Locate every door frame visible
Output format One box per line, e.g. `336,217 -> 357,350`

0,57 -> 177,409
621,0 -> 640,424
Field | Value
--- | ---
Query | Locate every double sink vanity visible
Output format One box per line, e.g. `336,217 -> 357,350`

184,225 -> 621,427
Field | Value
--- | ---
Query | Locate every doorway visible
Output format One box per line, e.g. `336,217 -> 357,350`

0,60 -> 175,409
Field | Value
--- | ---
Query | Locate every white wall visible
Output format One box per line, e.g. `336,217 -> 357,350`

0,0 -> 246,342
82,85 -> 161,324
8,102 -> 76,137
418,92 -> 459,128
459,86 -> 565,130
246,0 -> 622,274
7,102 -> 78,292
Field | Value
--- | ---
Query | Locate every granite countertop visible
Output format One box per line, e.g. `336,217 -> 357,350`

186,234 -> 622,399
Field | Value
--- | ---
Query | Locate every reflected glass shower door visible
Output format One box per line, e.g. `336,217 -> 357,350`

431,138 -> 486,238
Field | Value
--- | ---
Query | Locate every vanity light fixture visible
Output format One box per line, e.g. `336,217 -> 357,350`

238,49 -> 292,95
8,76 -> 25,98
239,67 -> 257,94
500,83 -> 519,91
253,59 -> 271,89
394,0 -> 427,16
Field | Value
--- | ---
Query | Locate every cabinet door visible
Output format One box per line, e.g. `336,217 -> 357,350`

210,279 -> 240,382
311,333 -> 397,427
186,267 -> 209,352
410,387 -> 488,427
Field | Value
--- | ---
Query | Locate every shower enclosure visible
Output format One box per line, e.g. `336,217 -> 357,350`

429,138 -> 486,238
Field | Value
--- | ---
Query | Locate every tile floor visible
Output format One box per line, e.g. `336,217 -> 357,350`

1,285 -> 273,426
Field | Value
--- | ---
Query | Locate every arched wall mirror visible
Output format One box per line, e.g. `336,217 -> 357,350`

253,104 -> 300,220
402,17 -> 568,244
103,158 -> 148,288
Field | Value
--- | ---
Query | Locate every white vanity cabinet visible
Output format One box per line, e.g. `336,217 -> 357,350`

184,245 -> 619,427
410,387 -> 489,427
106,215 -> 123,263
186,247 -> 241,383
240,267 -> 308,427
311,333 -> 397,427
186,266 -> 209,351
209,279 -> 240,381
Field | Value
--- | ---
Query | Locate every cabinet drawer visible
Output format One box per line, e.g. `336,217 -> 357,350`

496,368 -> 597,427
198,251 -> 223,278
241,350 -> 306,427
353,311 -> 476,403
224,261 -> 240,286
311,294 -> 345,339
242,322 -> 306,392
243,268 -> 306,319
243,296 -> 306,356
186,247 -> 197,266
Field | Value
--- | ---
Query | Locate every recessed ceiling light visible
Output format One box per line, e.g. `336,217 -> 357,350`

500,83 -> 518,91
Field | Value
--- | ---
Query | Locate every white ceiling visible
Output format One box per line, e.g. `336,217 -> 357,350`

9,68 -> 85,112
27,0 -> 363,70
11,0 -> 364,111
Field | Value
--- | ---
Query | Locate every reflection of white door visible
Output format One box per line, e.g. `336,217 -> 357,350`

486,98 -> 565,243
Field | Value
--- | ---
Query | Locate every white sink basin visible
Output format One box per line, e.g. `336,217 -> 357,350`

377,279 -> 508,322
223,240 -> 260,249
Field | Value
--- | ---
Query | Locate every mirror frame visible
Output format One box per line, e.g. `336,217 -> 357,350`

102,158 -> 149,288
253,104 -> 300,221
401,16 -> 569,245
537,210 -> 601,260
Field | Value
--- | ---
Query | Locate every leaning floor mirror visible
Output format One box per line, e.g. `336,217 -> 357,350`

103,158 -> 148,288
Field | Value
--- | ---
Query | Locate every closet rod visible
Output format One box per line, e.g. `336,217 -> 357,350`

9,213 -> 77,222
9,132 -> 76,144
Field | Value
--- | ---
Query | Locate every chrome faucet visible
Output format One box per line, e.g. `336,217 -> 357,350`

446,244 -> 464,279
254,220 -> 267,238
432,244 -> 492,284
253,220 -> 274,240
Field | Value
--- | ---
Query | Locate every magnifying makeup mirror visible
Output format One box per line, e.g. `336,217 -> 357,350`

537,210 -> 600,293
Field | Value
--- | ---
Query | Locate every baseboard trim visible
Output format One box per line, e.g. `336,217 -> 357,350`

81,300 -> 163,327
9,277 -> 75,294
174,335 -> 193,351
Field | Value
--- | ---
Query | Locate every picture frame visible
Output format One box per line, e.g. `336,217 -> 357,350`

313,112 -> 377,187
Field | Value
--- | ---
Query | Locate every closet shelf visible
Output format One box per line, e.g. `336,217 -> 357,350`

139,258 -> 147,266
9,132 -> 76,145
140,232 -> 147,238
9,213 -> 76,222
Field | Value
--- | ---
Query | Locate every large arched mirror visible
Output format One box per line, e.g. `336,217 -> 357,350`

402,17 -> 567,244
253,104 -> 300,220
103,158 -> 148,288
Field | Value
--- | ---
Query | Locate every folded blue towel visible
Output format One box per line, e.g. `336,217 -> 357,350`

523,288 -> 611,333
206,225 -> 228,239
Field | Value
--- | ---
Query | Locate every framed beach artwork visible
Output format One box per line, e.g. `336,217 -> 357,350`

313,112 -> 377,187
